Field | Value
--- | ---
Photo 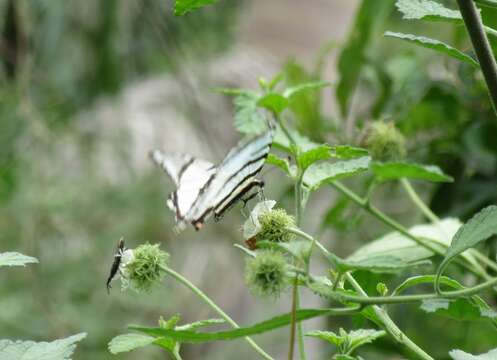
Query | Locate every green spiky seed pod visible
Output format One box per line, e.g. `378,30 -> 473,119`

363,121 -> 406,161
257,208 -> 295,243
245,250 -> 290,298
123,243 -> 169,293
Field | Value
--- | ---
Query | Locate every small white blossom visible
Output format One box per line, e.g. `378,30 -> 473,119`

242,200 -> 276,240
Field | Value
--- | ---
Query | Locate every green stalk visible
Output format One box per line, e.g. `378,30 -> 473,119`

330,180 -> 490,278
162,266 -> 274,360
286,227 -> 433,360
457,0 -> 497,114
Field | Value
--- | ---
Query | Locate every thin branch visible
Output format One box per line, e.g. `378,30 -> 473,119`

457,0 -> 497,114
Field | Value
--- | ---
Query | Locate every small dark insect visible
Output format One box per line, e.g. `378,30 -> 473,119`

106,237 -> 125,294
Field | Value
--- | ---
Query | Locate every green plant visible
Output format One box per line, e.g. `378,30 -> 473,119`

103,1 -> 497,359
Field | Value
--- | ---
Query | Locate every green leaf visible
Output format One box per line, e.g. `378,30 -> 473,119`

449,348 -> 497,360
420,298 -> 497,322
384,32 -> 479,67
130,308 -> 356,343
266,154 -> 295,177
174,0 -> 218,16
257,93 -> 289,115
329,253 -> 431,274
396,0 -> 462,22
273,126 -> 320,153
233,92 -> 267,135
393,275 -> 497,324
297,144 -> 332,171
283,81 -> 331,98
329,146 -> 369,159
437,206 -> 497,284
344,329 -> 386,354
0,333 -> 86,360
371,161 -> 453,182
0,252 -> 38,267
108,334 -> 156,354
306,328 -> 385,355
176,318 -> 225,331
348,219 -> 461,263
336,0 -> 395,115
305,330 -> 343,347
303,157 -> 371,191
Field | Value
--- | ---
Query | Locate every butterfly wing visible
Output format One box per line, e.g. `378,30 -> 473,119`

186,130 -> 274,229
150,151 -> 216,227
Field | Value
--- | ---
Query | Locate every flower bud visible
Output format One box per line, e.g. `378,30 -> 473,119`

257,208 -> 295,244
245,250 -> 290,298
362,121 -> 406,161
122,243 -> 169,292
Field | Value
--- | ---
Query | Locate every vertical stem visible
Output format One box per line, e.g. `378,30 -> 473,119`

162,266 -> 274,360
289,175 -> 307,360
457,0 -> 497,114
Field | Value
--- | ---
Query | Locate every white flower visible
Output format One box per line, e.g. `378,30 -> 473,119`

242,200 -> 276,240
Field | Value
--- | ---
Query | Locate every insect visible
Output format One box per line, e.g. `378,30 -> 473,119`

106,238 -> 125,293
150,128 -> 273,231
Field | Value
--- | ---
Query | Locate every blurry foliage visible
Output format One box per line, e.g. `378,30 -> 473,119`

0,0 -> 241,359
3,0 -> 497,358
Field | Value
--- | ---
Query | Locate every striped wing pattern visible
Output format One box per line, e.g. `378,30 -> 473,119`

151,130 -> 273,231
150,151 -> 216,225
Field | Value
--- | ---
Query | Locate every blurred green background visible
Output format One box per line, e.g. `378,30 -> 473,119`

1,0 -> 497,359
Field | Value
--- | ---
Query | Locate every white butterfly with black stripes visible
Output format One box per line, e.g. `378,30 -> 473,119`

150,129 -> 273,231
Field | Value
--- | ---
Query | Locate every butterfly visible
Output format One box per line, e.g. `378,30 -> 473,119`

150,129 -> 274,231
106,237 -> 126,293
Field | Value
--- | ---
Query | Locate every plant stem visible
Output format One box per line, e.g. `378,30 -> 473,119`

457,0 -> 497,114
330,180 -> 491,278
286,227 -> 433,360
400,179 -> 439,224
162,266 -> 274,360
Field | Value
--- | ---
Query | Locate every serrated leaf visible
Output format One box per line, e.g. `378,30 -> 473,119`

174,0 -> 218,16
233,92 -> 267,135
329,253 -> 431,274
0,333 -> 86,360
303,157 -> 371,191
305,330 -> 344,347
257,93 -> 289,115
384,32 -> 479,67
437,206 -> 497,282
266,154 -> 295,177
0,252 -> 38,267
297,145 -> 332,171
108,334 -> 156,354
283,81 -> 331,98
450,348 -> 497,360
371,161 -> 453,182
346,329 -> 386,354
130,308 -> 356,343
396,0 -> 461,22
306,328 -> 385,355
330,146 -> 369,159
337,0 -> 395,115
